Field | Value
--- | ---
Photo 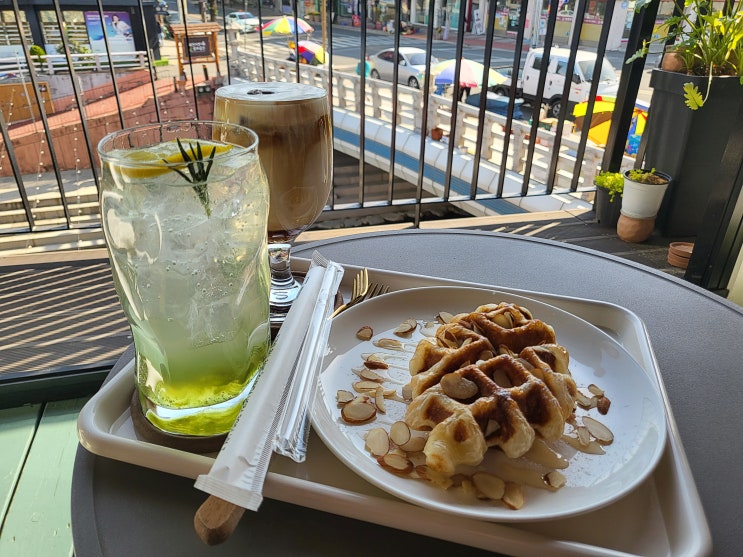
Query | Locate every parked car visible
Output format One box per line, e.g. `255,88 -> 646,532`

368,47 -> 438,89
493,48 -> 619,119
226,12 -> 261,33
465,92 -> 526,120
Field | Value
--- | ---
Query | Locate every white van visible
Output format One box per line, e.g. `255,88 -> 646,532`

494,48 -> 620,119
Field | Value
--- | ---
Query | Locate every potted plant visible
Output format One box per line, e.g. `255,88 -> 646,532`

628,0 -> 742,110
594,171 -> 624,226
617,168 -> 672,242
627,0 -> 743,237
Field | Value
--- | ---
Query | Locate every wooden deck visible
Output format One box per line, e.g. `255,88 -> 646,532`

0,209 -> 689,401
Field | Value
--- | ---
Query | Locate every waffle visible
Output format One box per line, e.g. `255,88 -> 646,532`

405,302 -> 577,476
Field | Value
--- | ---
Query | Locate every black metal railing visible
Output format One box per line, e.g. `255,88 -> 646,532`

0,0 -> 648,242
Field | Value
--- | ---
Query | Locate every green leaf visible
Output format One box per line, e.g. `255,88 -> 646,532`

625,44 -> 649,65
683,82 -> 705,110
634,0 -> 654,11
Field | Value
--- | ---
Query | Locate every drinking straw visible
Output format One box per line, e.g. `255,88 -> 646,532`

273,252 -> 343,461
194,251 -> 343,511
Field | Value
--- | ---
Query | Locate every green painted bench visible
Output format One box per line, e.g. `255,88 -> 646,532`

0,398 -> 88,556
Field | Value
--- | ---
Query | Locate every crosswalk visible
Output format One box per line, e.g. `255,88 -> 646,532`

328,34 -> 391,49
244,32 -> 513,68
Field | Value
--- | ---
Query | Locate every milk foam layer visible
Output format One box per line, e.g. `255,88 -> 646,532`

215,82 -> 333,243
215,82 -> 329,129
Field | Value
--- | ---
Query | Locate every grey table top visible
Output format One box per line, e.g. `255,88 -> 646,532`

72,229 -> 742,557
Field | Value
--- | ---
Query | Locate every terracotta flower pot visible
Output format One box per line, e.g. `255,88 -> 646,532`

430,127 -> 444,141
617,214 -> 656,243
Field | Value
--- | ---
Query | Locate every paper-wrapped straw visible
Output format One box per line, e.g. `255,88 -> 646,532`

194,251 -> 343,511
273,253 -> 343,461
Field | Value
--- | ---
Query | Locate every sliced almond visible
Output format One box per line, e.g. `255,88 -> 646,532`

461,478 -> 481,498
490,455 -> 560,491
582,416 -> 614,444
365,428 -> 390,456
478,350 -> 495,362
597,395 -> 611,415
389,421 -> 412,446
492,367 -> 513,388
577,426 -> 591,447
378,453 -> 414,475
353,380 -> 382,393
543,470 -> 567,489
472,472 -> 506,500
382,387 -> 397,397
420,321 -> 438,337
340,396 -> 377,424
440,373 -> 479,400
373,338 -> 404,350
394,318 -> 417,335
491,312 -> 513,328
501,482 -> 524,510
374,386 -> 387,413
587,383 -> 604,397
363,354 -> 389,370
399,434 -> 427,453
401,383 -> 413,401
436,311 -> 454,324
356,326 -> 373,341
336,389 -> 355,405
576,390 -> 597,409
562,434 -> 606,455
484,419 -> 500,437
360,368 -> 384,382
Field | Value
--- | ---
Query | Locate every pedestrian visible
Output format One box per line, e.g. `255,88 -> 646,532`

356,55 -> 371,77
156,20 -> 164,46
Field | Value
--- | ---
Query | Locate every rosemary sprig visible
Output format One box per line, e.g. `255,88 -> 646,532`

165,138 -> 217,216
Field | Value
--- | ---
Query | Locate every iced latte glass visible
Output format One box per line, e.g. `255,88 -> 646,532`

214,82 -> 333,325
98,121 -> 271,437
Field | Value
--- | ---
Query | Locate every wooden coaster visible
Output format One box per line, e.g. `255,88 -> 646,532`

130,390 -> 227,454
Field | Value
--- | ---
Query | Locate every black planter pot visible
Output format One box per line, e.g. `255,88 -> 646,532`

594,187 -> 621,227
642,70 -> 743,237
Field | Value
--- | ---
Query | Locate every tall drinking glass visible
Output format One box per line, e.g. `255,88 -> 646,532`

214,82 -> 333,325
98,121 -> 271,437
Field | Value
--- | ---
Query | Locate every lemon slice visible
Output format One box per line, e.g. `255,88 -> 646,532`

111,140 -> 233,180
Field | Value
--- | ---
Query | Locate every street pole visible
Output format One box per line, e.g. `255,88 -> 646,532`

321,0 -> 328,53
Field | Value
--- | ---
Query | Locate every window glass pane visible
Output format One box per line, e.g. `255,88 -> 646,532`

0,10 -> 33,56
40,10 -> 91,55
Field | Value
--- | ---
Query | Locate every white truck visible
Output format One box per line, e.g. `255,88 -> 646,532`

493,48 -> 620,119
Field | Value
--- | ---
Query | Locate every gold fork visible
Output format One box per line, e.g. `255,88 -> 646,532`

330,268 -> 369,317
360,282 -> 390,302
331,280 -> 390,317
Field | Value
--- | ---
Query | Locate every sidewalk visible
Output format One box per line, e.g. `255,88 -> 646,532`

338,18 -> 517,49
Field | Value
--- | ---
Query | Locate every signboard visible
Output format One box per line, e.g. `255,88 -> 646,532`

84,11 -> 135,55
507,7 -> 521,32
180,36 -> 214,60
473,10 -> 483,35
